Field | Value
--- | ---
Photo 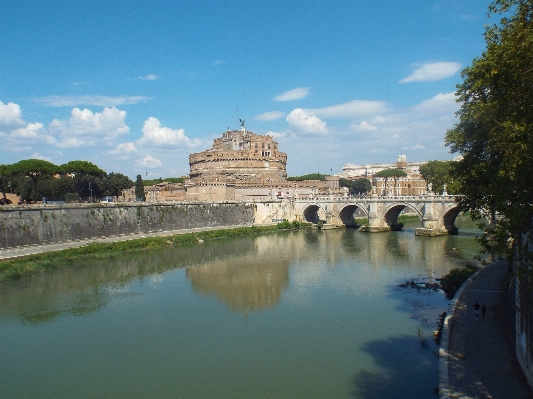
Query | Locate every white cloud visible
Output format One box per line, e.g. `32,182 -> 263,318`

355,121 -> 377,132
213,59 -> 225,66
109,142 -> 137,154
0,101 -> 25,129
138,74 -> 158,80
136,155 -> 162,168
29,153 -> 52,161
254,111 -> 285,121
49,107 -> 130,148
137,117 -> 201,147
266,130 -> 290,140
10,122 -> 56,144
286,108 -> 327,135
305,100 -> 388,118
274,87 -> 310,102
11,146 -> 32,152
400,61 -> 461,83
401,144 -> 426,150
410,92 -> 458,116
34,95 -> 151,107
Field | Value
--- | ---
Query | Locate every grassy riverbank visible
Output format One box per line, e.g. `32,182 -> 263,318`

0,221 -> 309,282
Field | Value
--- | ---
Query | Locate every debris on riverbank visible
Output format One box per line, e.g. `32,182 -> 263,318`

398,279 -> 441,291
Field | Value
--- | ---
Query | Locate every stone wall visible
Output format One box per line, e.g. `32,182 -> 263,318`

514,222 -> 533,391
0,202 -> 255,249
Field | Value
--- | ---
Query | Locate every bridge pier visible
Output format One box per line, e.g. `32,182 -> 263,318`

359,200 -> 392,232
415,201 -> 455,236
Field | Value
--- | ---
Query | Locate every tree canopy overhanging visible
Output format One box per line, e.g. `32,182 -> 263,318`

445,0 -> 533,261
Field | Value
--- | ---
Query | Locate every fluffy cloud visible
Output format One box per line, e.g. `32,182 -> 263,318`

400,62 -> 461,83
274,87 -> 310,102
34,95 -> 150,107
286,108 -> 327,135
49,107 -> 129,148
410,92 -> 458,116
356,121 -> 377,132
1,102 -> 56,144
305,100 -> 388,118
0,101 -> 25,129
137,117 -> 201,147
109,142 -> 137,154
135,155 -> 162,168
11,122 -> 56,144
254,111 -> 285,121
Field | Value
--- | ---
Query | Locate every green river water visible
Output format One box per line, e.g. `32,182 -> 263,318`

0,216 -> 482,399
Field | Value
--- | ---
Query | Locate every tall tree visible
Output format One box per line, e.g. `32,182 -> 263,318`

11,159 -> 61,203
0,164 -> 12,204
339,178 -> 372,195
61,160 -> 107,200
419,160 -> 458,194
134,175 -> 146,201
374,169 -> 407,196
445,0 -> 533,261
104,172 -> 134,197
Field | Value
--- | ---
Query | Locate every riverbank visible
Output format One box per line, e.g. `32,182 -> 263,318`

0,222 -> 309,282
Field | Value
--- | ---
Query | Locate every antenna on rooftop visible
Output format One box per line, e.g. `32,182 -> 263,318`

236,103 -> 238,131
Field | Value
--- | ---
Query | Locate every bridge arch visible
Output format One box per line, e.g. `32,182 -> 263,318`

383,203 -> 423,229
302,203 -> 327,224
338,204 -> 368,227
442,206 -> 462,234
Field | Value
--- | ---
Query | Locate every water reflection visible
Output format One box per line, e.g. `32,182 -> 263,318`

186,258 -> 289,313
0,222 -> 480,326
352,335 -> 439,399
0,218 -> 483,399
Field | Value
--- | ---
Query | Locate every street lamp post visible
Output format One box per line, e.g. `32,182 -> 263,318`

89,182 -> 93,203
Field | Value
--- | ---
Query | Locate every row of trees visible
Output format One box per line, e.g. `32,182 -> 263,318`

0,159 -> 134,204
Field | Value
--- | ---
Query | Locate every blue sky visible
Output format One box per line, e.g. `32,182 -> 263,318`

1,0 -> 492,179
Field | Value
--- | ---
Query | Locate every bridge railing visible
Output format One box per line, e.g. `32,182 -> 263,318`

291,195 -> 459,202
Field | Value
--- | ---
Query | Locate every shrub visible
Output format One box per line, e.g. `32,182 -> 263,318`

65,192 -> 80,203
439,265 -> 478,299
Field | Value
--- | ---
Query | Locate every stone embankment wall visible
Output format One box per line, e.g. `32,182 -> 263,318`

0,202 -> 255,249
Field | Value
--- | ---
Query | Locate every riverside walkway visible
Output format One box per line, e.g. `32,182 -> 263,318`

439,259 -> 533,398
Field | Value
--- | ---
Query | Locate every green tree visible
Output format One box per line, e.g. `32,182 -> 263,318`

17,177 -> 34,202
419,161 -> 459,194
37,176 -> 74,201
134,175 -> 146,201
61,160 -> 106,176
445,0 -> 533,262
0,164 -> 12,204
339,178 -> 372,195
104,172 -> 134,197
11,159 -> 61,203
375,169 -> 407,196
61,160 -> 107,200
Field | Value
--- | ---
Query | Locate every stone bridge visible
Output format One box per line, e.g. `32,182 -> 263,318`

254,195 -> 461,236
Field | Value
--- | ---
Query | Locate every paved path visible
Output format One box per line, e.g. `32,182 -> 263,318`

440,260 -> 533,398
0,225 -> 247,260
